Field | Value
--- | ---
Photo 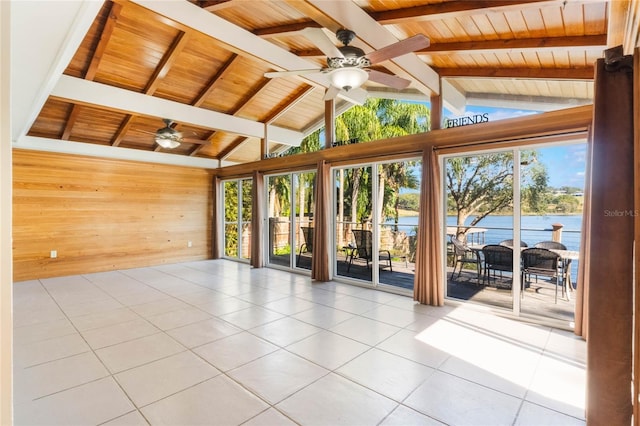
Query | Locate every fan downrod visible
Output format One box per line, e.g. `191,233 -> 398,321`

336,29 -> 356,46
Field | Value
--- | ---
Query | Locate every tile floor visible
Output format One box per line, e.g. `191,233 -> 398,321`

13,260 -> 586,425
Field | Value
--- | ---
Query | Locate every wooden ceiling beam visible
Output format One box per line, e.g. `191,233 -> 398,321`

143,31 -> 190,95
111,115 -> 135,147
218,136 -> 250,161
292,34 -> 607,57
229,78 -> 273,116
191,53 -> 238,107
254,21 -> 320,37
435,66 -> 595,80
368,0 -> 565,25
201,0 -> 236,12
63,1 -> 123,141
264,85 -> 316,123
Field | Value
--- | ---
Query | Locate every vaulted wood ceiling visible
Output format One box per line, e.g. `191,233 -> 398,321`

12,0 -> 639,168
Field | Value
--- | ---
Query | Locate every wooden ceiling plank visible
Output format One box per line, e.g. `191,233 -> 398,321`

63,2 -> 124,142
201,0 -> 236,12
264,85 -> 316,123
189,145 -> 205,156
369,0 -> 564,25
230,78 -> 274,116
254,21 -> 320,37
144,31 -> 190,95
85,1 -> 123,81
192,53 -> 238,107
435,66 -> 594,79
219,136 -> 249,161
111,115 -> 135,147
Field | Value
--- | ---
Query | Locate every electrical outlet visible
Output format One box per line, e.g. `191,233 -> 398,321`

187,241 -> 192,248
50,250 -> 57,259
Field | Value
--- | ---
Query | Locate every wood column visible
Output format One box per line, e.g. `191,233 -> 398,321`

430,93 -> 442,130
587,50 -> 635,425
634,47 -> 640,426
324,98 -> 335,149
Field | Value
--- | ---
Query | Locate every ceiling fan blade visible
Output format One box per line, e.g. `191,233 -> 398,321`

366,34 -> 430,65
265,69 -> 323,78
301,27 -> 344,58
337,87 -> 367,105
367,69 -> 411,90
323,85 -> 341,101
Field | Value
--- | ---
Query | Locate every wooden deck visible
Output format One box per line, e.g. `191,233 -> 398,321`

272,253 -> 575,324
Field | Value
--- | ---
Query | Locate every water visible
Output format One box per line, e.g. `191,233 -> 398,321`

385,214 -> 583,277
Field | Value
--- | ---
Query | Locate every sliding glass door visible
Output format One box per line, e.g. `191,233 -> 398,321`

266,170 -> 316,271
223,178 -> 252,260
443,143 -> 585,325
334,159 -> 420,291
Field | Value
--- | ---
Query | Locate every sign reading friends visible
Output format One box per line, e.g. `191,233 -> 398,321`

444,113 -> 489,129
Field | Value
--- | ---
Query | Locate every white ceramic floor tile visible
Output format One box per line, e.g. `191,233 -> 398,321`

193,331 -> 278,371
261,296 -> 317,315
16,351 -> 109,401
544,328 -> 587,364
291,305 -> 355,329
14,377 -> 135,426
243,408 -> 297,426
141,375 -> 268,426
515,401 -> 586,425
70,306 -> 140,332
145,306 -> 212,331
101,410 -> 150,425
286,330 -> 369,370
362,305 -> 431,328
115,351 -> 219,407
114,288 -> 170,306
166,317 -> 242,348
95,332 -> 185,373
277,373 -> 397,426
337,348 -> 434,402
13,304 -> 66,328
81,317 -> 160,349
380,405 -> 445,426
175,289 -> 228,305
249,317 -> 321,347
376,329 -> 450,368
330,316 -> 401,346
218,306 -> 284,329
60,297 -> 123,318
404,371 -> 521,426
129,297 -> 191,318
14,332 -> 90,368
328,294 -> 382,314
236,288 -> 289,305
526,353 -> 586,419
297,287 -> 347,305
13,318 -> 77,345
229,349 -> 328,404
196,296 -> 254,316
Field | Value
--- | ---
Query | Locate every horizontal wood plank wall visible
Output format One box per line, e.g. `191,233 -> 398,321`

13,150 -> 213,281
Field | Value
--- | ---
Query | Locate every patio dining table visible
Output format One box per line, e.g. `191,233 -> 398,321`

467,244 -> 579,301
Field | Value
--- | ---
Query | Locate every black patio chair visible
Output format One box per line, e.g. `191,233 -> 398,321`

499,239 -> 528,247
347,229 -> 392,272
296,226 -> 313,266
450,237 -> 482,284
482,244 -> 513,287
534,241 -> 567,250
521,247 -> 563,303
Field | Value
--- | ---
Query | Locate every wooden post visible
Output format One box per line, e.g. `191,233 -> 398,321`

587,49 -> 634,425
430,92 -> 442,130
551,223 -> 563,242
324,97 -> 335,149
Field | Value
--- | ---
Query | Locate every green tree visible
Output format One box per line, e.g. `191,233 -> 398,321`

446,151 -> 548,237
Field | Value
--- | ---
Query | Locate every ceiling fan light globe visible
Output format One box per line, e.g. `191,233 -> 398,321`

155,137 -> 180,149
329,67 -> 368,91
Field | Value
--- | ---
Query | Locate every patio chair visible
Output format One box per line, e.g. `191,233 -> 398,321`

521,247 -> 563,303
482,244 -> 513,287
450,237 -> 482,284
499,239 -> 528,247
296,226 -> 313,266
347,229 -> 392,272
534,241 -> 567,250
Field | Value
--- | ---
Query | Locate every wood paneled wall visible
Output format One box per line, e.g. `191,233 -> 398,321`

13,150 -> 213,281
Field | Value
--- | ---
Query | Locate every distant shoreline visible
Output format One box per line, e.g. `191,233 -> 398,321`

398,209 -> 583,217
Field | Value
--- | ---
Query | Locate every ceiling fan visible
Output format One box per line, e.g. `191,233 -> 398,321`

264,28 -> 430,102
154,118 -> 182,149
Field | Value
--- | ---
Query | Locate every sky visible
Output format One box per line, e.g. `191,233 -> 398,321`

447,105 -> 587,190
